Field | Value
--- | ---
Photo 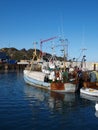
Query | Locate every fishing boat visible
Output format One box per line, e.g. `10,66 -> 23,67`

23,54 -> 78,93
23,40 -> 78,93
24,69 -> 77,93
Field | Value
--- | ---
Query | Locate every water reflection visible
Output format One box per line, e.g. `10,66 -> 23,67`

95,102 -> 98,118
80,93 -> 98,118
24,85 -> 76,111
80,93 -> 98,102
1,72 -> 98,130
48,92 -> 76,110
24,85 -> 98,124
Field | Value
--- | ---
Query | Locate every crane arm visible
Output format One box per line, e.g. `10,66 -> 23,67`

40,36 -> 57,44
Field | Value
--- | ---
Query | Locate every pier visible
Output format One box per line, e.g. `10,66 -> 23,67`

0,63 -> 27,72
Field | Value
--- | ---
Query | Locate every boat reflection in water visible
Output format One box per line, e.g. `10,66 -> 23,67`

95,111 -> 98,118
95,102 -> 98,118
24,84 -> 76,111
80,93 -> 98,102
80,93 -> 98,118
48,91 -> 76,110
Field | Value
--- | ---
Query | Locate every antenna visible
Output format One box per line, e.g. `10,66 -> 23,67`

60,13 -> 64,38
81,48 -> 87,56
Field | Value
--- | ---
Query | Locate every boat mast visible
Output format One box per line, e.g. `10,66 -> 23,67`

32,42 -> 38,60
60,38 -> 68,70
30,42 -> 38,71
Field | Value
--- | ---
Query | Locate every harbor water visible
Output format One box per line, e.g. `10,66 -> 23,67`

0,71 -> 98,130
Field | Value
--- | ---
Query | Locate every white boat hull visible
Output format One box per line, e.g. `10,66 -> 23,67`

80,87 -> 98,97
23,70 -> 77,93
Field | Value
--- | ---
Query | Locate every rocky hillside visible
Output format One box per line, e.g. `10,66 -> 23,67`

0,47 -> 63,61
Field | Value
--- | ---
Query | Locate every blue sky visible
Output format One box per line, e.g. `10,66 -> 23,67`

0,0 -> 98,62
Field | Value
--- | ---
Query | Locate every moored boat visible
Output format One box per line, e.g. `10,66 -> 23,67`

80,70 -> 98,96
23,39 -> 79,93
24,69 -> 77,93
80,87 -> 98,97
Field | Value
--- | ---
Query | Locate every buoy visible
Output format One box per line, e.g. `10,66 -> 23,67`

95,111 -> 98,117
95,103 -> 98,111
